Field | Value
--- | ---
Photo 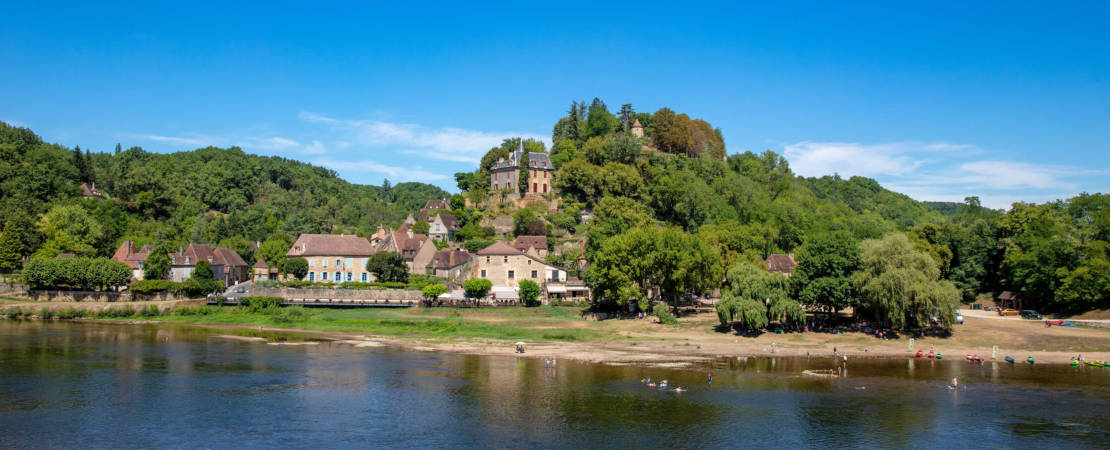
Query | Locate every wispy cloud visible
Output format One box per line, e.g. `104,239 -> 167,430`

300,112 -> 546,164
312,159 -> 448,182
782,140 -> 1106,209
127,132 -> 309,153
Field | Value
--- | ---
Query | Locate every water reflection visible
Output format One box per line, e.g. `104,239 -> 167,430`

0,320 -> 1109,448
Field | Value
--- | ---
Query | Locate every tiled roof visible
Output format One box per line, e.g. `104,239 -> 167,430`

436,213 -> 461,231
215,247 -> 247,267
170,244 -> 248,268
511,235 -> 547,252
998,291 -> 1021,300
764,254 -> 797,273
477,240 -> 523,255
112,241 -> 152,269
431,248 -> 471,269
632,119 -> 642,128
80,183 -> 104,198
286,234 -> 375,257
252,259 -> 270,269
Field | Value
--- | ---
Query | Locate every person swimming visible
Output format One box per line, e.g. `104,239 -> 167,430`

674,387 -> 686,393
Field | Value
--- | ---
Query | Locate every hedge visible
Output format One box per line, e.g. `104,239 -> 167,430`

23,257 -> 131,290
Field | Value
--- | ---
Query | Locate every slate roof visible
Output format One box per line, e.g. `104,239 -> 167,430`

490,151 -> 555,172
511,235 -> 547,252
764,254 -> 797,273
286,234 -> 375,257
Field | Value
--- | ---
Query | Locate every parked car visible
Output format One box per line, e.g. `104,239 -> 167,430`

1021,310 -> 1043,320
984,306 -> 998,312
998,309 -> 1019,316
956,312 -> 964,324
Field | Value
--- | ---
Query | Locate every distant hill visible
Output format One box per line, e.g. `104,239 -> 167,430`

0,121 -> 448,262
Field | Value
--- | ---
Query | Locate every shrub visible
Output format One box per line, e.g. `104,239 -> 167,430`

130,280 -> 175,294
239,296 -> 283,313
271,305 -> 310,324
519,280 -> 541,306
39,307 -> 54,319
653,303 -> 678,325
54,307 -> 87,319
462,278 -> 492,299
94,306 -> 137,318
138,305 -> 161,318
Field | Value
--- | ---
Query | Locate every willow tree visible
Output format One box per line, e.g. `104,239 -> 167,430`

854,233 -> 960,328
715,261 -> 803,330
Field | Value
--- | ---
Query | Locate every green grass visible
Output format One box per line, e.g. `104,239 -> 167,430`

83,305 -> 603,342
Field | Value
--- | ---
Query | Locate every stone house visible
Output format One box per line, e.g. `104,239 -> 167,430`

418,199 -> 450,222
169,244 -> 249,285
489,140 -> 555,195
286,234 -> 376,283
472,240 -> 568,287
80,182 -> 105,200
764,254 -> 797,277
252,259 -> 279,282
428,213 -> 460,242
511,235 -> 548,257
111,240 -> 152,281
429,247 -> 472,281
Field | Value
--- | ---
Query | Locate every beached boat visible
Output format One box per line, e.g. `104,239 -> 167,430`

916,350 -> 923,358
966,354 -> 982,362
1004,356 -> 1015,363
1026,356 -> 1035,364
936,353 -> 943,360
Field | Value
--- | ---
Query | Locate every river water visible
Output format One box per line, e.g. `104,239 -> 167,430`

1,321 -> 1108,449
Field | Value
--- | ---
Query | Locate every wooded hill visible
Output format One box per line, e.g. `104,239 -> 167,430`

0,121 -> 448,267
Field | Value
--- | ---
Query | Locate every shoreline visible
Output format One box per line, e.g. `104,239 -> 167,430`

75,317 -> 1110,366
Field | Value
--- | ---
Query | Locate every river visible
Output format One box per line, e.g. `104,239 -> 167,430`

1,321 -> 1108,448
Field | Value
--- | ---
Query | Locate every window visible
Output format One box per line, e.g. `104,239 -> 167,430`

532,182 -> 537,192
309,259 -> 314,267
543,184 -> 548,193
322,272 -> 328,280
309,272 -> 315,281
486,256 -> 490,264
527,259 -> 531,265
346,272 -> 352,282
480,269 -> 487,277
334,272 -> 341,283
185,256 -> 190,264
531,270 -> 537,278
347,258 -> 353,267
503,256 -> 508,263
361,273 -> 367,282
508,270 -> 515,279
336,259 -> 342,267
322,259 -> 328,268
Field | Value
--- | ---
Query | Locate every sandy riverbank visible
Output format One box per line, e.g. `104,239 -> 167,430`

5,297 -> 1110,365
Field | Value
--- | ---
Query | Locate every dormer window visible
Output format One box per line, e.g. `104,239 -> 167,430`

185,256 -> 190,264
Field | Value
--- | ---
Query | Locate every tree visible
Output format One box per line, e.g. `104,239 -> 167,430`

792,232 -> 860,313
519,279 -> 541,306
422,283 -> 448,303
35,204 -> 105,258
618,104 -> 635,131
143,248 -> 171,281
462,277 -> 492,300
282,257 -> 308,280
412,221 -> 430,235
258,234 -> 294,272
381,178 -> 394,202
651,107 -> 691,154
715,261 -> 802,329
366,252 -> 408,283
513,208 -> 538,237
518,151 -> 530,194
192,260 -> 214,280
585,98 -> 621,138
854,233 -> 960,328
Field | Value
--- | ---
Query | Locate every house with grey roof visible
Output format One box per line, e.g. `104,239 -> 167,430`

489,139 -> 555,195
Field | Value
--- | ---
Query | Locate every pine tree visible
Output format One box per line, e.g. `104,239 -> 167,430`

0,226 -> 23,272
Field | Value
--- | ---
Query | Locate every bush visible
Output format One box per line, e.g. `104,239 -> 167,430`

462,278 -> 492,299
519,280 -> 541,307
138,305 -> 161,318
24,257 -> 131,290
130,280 -> 175,294
239,296 -> 284,313
271,305 -> 311,324
653,303 -> 678,325
94,306 -> 137,318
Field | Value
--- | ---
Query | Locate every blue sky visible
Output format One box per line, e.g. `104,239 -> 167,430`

2,2 -> 1107,209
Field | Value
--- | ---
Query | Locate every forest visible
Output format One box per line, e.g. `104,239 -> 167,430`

0,121 -> 448,270
450,98 -> 1109,322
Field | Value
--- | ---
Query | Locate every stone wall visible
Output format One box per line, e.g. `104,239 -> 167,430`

27,290 -> 188,302
248,287 -> 422,301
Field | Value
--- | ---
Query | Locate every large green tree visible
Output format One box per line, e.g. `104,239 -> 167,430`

366,252 -> 408,283
792,231 -> 860,313
854,233 -> 960,328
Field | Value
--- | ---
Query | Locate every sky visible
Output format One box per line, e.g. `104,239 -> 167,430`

2,2 -> 1107,209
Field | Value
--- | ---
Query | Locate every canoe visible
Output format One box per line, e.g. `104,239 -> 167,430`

1004,356 -> 1015,363
1026,356 -> 1035,364
936,353 -> 943,360
966,354 -> 982,362
916,350 -> 923,358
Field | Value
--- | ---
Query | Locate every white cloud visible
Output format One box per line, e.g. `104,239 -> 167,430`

303,140 -> 327,155
128,132 -> 302,152
312,159 -> 448,182
300,112 -> 547,164
782,139 -> 1107,211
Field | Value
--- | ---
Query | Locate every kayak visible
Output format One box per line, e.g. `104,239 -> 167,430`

1071,361 -> 1079,367
966,354 -> 982,362
936,353 -> 943,360
1004,356 -> 1015,364
916,350 -> 923,358
1027,356 -> 1035,364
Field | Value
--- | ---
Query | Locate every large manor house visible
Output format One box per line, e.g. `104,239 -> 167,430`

489,142 -> 555,195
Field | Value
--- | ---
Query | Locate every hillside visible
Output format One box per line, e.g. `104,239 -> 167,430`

0,121 -> 447,265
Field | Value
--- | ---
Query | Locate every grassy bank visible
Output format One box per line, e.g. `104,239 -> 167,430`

1,303 -> 606,342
